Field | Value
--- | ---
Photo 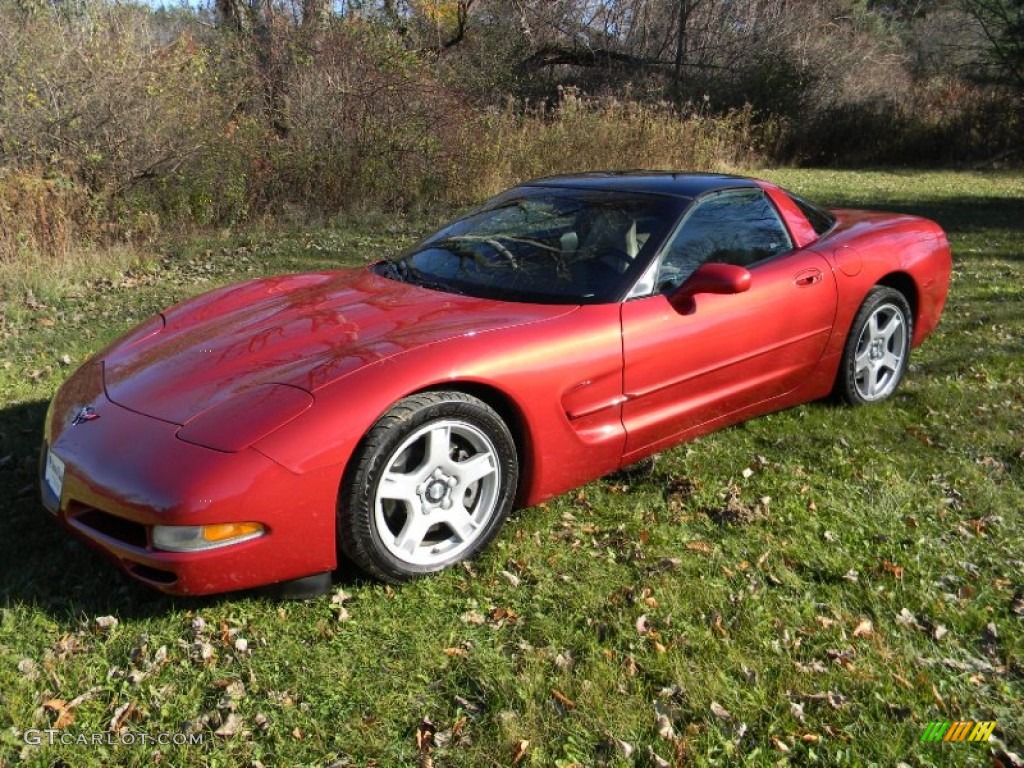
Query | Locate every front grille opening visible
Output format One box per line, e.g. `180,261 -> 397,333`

125,562 -> 177,585
69,505 -> 148,549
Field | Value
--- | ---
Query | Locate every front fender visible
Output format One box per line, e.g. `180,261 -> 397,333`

252,304 -> 627,507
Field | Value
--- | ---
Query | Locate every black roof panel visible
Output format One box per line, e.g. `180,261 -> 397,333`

523,171 -> 759,199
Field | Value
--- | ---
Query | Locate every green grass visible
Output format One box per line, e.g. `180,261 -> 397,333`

1,170 -> 1021,766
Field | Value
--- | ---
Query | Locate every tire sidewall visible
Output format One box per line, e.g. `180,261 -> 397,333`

341,393 -> 519,580
840,287 -> 913,405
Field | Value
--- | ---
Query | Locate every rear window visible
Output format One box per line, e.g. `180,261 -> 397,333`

791,194 -> 836,237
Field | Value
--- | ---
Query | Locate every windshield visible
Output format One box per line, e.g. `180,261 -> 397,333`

375,187 -> 685,303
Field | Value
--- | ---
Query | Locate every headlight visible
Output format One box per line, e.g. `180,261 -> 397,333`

152,522 -> 265,552
176,384 -> 313,452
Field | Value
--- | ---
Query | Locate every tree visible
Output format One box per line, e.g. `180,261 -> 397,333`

961,0 -> 1024,87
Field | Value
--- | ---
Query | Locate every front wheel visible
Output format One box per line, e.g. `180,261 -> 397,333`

837,286 -> 913,405
339,391 -> 518,583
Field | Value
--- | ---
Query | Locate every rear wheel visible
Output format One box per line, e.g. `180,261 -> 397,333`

837,286 -> 913,405
339,391 -> 518,582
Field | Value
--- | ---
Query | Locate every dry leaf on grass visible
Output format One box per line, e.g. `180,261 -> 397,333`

852,618 -> 873,638
416,718 -> 436,746
881,560 -> 904,579
551,689 -> 576,710
109,701 -> 136,733
654,701 -> 677,739
43,699 -> 75,729
215,713 -> 242,738
511,739 -> 530,765
636,614 -> 652,635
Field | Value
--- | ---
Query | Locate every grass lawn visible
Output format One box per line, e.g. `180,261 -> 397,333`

0,169 -> 1021,767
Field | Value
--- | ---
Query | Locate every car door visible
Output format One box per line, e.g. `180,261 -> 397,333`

620,188 -> 837,457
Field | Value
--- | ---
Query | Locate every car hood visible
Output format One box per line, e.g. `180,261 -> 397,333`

102,268 -> 576,425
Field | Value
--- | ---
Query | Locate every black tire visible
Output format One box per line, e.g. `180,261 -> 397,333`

339,391 -> 518,583
836,286 -> 913,405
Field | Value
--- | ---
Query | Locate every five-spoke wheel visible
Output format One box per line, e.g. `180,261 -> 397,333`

838,286 -> 913,405
339,391 -> 518,582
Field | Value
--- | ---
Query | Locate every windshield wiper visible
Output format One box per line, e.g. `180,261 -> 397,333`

382,258 -> 463,295
376,259 -> 405,281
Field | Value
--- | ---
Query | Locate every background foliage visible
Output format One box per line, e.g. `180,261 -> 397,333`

0,0 -> 1021,264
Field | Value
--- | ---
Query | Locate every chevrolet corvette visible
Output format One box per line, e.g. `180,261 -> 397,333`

40,173 -> 951,594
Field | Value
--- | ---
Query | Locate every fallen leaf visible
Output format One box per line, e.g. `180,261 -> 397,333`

551,689 -> 576,710
895,608 -> 920,629
852,618 -> 873,638
43,699 -> 74,729
215,713 -> 242,738
416,718 -> 436,753
881,560 -> 904,579
655,713 -> 675,740
110,701 -> 136,733
95,615 -> 119,631
636,614 -> 652,635
511,739 -> 530,765
804,691 -> 848,709
710,701 -> 732,720
1011,595 -> 1024,617
686,540 -> 713,554
460,610 -> 485,626
790,701 -> 806,724
964,518 -> 987,536
488,607 -> 518,627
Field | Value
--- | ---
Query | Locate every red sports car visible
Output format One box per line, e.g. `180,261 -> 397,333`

40,173 -> 951,595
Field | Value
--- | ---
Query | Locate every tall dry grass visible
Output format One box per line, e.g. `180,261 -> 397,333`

0,0 -> 1019,275
448,93 -> 761,206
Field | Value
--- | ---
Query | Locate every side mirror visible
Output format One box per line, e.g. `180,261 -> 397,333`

668,263 -> 751,311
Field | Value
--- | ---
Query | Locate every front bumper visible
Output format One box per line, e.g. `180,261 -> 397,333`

41,381 -> 339,595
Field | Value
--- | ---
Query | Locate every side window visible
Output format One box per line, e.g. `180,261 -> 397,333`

656,190 -> 792,291
791,194 -> 837,237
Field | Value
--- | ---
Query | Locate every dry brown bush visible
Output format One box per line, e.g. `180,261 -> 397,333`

0,1 -> 233,259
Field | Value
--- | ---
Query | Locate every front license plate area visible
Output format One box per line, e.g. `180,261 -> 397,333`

44,448 -> 65,507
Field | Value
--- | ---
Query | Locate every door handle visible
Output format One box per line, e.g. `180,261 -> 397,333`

794,268 -> 823,286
